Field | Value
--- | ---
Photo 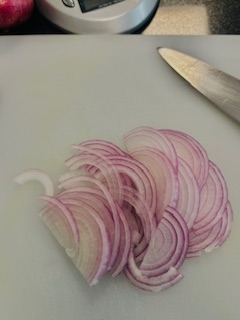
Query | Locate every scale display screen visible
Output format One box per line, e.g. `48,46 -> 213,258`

79,0 -> 124,13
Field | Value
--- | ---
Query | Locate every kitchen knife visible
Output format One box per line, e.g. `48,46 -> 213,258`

158,47 -> 240,124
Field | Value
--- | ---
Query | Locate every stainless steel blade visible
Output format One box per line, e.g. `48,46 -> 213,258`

158,47 -> 240,124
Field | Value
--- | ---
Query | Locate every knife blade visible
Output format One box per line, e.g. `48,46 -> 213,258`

158,47 -> 240,124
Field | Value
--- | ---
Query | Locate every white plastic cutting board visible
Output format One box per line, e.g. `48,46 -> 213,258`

0,35 -> 240,320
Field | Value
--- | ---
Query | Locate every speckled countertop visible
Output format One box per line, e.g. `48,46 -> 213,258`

144,0 -> 240,35
1,0 -> 240,35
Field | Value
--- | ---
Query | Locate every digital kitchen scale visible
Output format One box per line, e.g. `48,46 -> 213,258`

35,0 -> 159,34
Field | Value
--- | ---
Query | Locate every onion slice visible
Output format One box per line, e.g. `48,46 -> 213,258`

58,188 -> 115,270
125,251 -> 183,292
176,158 -> 200,228
187,201 -> 233,257
192,161 -> 228,235
110,205 -> 131,277
13,168 -> 54,196
78,139 -> 127,156
160,129 -> 209,189
101,155 -> 158,214
58,175 -> 121,269
122,185 -> 155,244
123,126 -> 178,171
139,207 -> 189,276
129,147 -> 179,222
58,198 -> 111,285
65,148 -> 124,204
39,196 -> 80,255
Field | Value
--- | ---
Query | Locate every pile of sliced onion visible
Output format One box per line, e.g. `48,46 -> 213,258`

14,126 -> 233,292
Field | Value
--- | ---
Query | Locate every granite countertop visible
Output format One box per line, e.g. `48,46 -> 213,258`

1,0 -> 240,35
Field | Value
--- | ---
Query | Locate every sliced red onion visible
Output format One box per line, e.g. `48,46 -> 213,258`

123,207 -> 141,245
204,206 -> 230,252
133,236 -> 148,263
123,126 -> 178,171
110,205 -> 131,277
125,251 -> 183,292
176,158 -> 200,229
58,189 -> 114,230
39,196 -> 80,255
78,139 -> 127,156
187,201 -> 233,257
58,187 -> 131,278
65,150 -> 124,204
13,126 -> 233,292
57,198 -> 111,284
58,189 -> 115,270
58,170 -> 88,183
40,203 -> 77,253
122,185 -> 155,244
129,147 -> 179,222
139,207 -> 189,277
192,161 -> 228,235
187,219 -> 222,257
69,145 -> 131,192
58,175 -> 121,269
214,201 -> 233,248
101,155 -> 158,214
160,129 -> 209,189
13,169 -> 54,196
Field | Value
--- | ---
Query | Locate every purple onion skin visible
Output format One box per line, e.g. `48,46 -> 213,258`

0,0 -> 34,30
